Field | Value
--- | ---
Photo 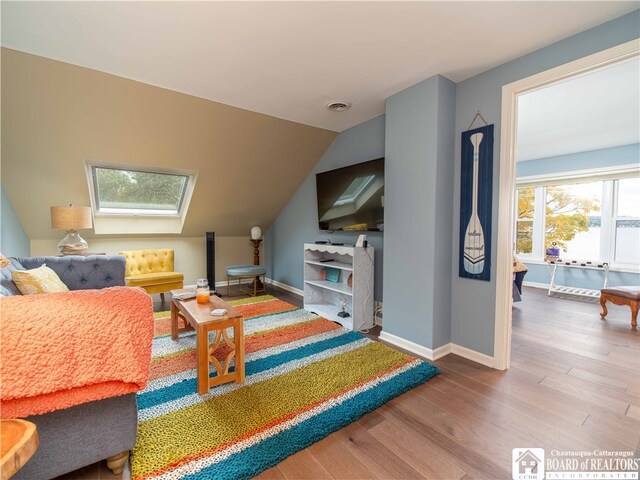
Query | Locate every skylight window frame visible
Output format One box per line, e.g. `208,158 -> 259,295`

333,175 -> 376,207
85,161 -> 197,219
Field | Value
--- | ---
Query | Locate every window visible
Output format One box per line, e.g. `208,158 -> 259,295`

544,181 -> 602,260
90,165 -> 193,215
515,187 -> 535,255
86,162 -> 197,235
514,174 -> 639,270
614,177 -> 640,265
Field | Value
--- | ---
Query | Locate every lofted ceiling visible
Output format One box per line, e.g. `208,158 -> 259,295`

2,1 -> 637,132
517,57 -> 640,161
1,49 -> 336,239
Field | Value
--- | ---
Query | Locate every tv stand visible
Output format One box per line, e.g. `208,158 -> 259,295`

303,243 -> 374,331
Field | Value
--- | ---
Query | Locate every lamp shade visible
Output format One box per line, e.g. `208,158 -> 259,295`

51,206 -> 93,230
251,226 -> 262,240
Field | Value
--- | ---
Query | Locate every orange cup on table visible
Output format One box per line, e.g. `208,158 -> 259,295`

196,278 -> 210,304
197,290 -> 210,304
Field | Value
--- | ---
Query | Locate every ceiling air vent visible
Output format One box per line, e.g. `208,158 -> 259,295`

326,101 -> 352,112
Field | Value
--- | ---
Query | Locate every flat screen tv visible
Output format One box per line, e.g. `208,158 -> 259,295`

316,158 -> 384,232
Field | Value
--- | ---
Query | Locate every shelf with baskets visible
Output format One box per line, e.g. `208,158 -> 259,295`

303,243 -> 374,331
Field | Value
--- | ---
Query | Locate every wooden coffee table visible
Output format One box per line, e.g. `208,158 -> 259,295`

171,290 -> 245,394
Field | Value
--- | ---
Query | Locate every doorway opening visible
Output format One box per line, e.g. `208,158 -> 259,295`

494,39 -> 640,370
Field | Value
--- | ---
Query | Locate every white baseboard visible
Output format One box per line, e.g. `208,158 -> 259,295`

186,278 -> 301,295
378,331 -> 451,361
265,278 -> 303,296
432,343 -> 452,359
450,343 -> 495,368
378,331 -> 495,368
184,278 -> 255,291
523,280 -> 548,290
215,278 -> 257,288
263,281 -> 503,365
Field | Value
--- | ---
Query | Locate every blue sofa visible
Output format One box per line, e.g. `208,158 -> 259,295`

1,255 -> 126,296
1,255 -> 138,479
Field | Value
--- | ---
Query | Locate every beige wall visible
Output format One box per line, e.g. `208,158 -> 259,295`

30,236 -> 263,288
2,48 -> 336,241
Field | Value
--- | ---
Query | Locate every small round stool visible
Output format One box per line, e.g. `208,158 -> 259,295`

226,265 -> 266,297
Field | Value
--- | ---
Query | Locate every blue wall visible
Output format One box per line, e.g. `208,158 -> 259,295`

517,143 -> 640,177
265,115 -> 386,301
1,184 -> 30,256
267,10 -> 639,358
517,143 -> 640,290
384,75 -> 455,349
451,10 -> 640,356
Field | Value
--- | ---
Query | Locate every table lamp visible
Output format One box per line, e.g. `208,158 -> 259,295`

250,226 -> 263,264
50,205 -> 93,255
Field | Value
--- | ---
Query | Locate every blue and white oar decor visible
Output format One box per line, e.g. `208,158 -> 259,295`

459,120 -> 493,281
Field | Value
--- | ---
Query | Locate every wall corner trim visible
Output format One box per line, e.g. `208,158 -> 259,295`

449,343 -> 495,368
378,331 -> 448,360
265,278 -> 304,297
378,331 -> 495,367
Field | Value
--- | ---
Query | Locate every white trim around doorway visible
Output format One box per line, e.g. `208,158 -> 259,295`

494,38 -> 640,371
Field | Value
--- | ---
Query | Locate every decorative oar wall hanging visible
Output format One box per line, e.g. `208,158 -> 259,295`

459,112 -> 494,281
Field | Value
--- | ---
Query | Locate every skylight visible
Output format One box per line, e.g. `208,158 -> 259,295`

90,166 -> 192,216
85,162 -> 198,235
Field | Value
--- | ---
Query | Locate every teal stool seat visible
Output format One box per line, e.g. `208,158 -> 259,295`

226,265 -> 266,297
226,265 -> 266,277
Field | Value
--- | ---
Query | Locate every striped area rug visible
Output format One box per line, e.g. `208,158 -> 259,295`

131,295 -> 439,480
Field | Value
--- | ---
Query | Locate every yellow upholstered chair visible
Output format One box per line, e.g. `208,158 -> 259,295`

118,249 -> 183,301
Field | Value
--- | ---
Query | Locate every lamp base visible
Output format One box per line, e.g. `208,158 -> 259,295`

58,230 -> 88,256
250,238 -> 264,289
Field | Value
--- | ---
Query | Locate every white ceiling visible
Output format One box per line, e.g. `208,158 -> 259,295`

517,57 -> 640,162
1,2 -> 637,132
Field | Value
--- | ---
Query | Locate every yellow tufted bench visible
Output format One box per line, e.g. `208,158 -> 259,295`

118,249 -> 184,301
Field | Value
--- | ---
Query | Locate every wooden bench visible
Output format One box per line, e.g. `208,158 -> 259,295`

600,286 -> 639,330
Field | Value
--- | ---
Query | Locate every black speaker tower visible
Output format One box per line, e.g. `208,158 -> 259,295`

206,232 -> 221,296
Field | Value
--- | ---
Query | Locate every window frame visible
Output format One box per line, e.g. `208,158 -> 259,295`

514,186 -> 536,258
514,164 -> 640,272
85,161 -> 197,218
610,177 -> 640,269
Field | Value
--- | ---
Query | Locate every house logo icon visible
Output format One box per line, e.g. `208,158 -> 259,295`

512,448 -> 545,480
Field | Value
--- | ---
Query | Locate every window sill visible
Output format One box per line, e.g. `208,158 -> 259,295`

94,212 -> 182,219
93,215 -> 183,235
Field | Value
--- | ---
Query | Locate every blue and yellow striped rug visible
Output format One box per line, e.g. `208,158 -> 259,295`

131,295 -> 439,480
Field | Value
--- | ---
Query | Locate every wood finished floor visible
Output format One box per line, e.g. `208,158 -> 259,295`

58,285 -> 639,479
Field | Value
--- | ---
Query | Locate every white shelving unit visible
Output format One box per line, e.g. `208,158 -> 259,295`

303,243 -> 374,331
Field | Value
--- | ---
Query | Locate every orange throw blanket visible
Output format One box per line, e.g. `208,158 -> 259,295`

1,287 -> 154,418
